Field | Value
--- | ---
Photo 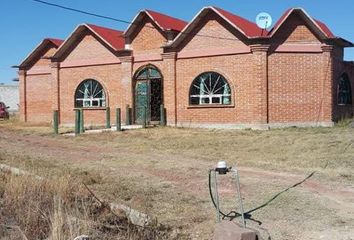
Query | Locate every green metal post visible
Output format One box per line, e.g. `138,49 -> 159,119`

53,110 -> 59,134
75,109 -> 80,135
106,107 -> 111,129
125,104 -> 130,125
142,107 -> 146,128
116,108 -> 121,131
80,109 -> 84,133
160,104 -> 166,126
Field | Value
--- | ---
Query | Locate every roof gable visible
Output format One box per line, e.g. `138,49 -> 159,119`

167,6 -> 265,49
177,12 -> 249,52
19,38 -> 63,69
86,24 -> 125,50
213,7 -> 267,38
145,10 -> 187,32
268,8 -> 334,39
124,10 -> 187,39
47,38 -> 64,47
53,24 -> 124,60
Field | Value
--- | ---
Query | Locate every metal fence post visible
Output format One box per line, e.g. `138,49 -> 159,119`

116,108 -> 121,131
106,107 -> 111,129
160,104 -> 166,126
53,110 -> 59,134
75,109 -> 80,135
80,109 -> 84,133
214,171 -> 221,223
125,104 -> 130,125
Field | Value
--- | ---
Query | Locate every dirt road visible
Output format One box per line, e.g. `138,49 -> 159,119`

0,126 -> 353,239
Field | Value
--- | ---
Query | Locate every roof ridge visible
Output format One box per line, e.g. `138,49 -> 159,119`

268,8 -> 335,38
85,23 -> 124,33
211,6 -> 257,25
44,38 -> 64,47
144,9 -> 188,22
144,9 -> 188,31
211,6 -> 267,37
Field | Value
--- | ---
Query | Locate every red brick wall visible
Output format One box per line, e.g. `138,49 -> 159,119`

23,46 -> 57,123
130,17 -> 166,55
26,74 -> 53,123
35,47 -> 57,66
268,52 -> 324,123
175,54 -> 255,124
64,30 -> 117,61
59,64 -> 123,125
59,32 -> 124,125
179,12 -> 248,51
172,13 -> 259,125
267,14 -> 333,124
272,13 -> 321,44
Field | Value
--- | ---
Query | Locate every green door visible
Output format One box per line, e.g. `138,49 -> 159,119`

135,81 -> 149,124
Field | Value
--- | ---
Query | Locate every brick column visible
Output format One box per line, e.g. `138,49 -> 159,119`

51,62 -> 60,123
19,70 -> 27,122
250,44 -> 269,125
161,52 -> 177,126
320,45 -> 334,123
119,56 -> 134,123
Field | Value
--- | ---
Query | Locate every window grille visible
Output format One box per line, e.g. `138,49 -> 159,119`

189,72 -> 231,105
75,79 -> 106,108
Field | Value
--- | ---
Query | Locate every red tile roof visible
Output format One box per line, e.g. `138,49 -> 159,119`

145,10 -> 188,32
46,38 -> 64,47
86,24 -> 125,50
213,7 -> 267,37
314,19 -> 335,38
268,8 -> 292,36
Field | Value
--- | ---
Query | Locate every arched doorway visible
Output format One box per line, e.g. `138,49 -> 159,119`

134,66 -> 163,124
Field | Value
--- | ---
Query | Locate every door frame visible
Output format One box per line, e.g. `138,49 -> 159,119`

133,65 -> 163,124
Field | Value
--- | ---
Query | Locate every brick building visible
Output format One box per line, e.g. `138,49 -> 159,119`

18,7 -> 354,129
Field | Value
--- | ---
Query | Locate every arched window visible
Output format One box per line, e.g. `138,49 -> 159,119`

135,66 -> 161,80
338,73 -> 352,105
189,72 -> 231,105
75,79 -> 106,108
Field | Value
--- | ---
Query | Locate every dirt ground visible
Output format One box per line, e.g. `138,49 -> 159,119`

0,120 -> 353,240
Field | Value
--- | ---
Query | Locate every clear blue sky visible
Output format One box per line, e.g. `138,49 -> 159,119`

1,0 -> 353,83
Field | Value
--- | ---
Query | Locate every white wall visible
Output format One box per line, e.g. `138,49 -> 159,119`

0,84 -> 19,112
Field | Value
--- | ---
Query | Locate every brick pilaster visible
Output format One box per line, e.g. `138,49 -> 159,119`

161,52 -> 177,126
250,44 -> 270,124
321,45 -> 334,122
51,62 -> 60,110
19,70 -> 27,122
51,62 -> 60,123
119,56 -> 134,123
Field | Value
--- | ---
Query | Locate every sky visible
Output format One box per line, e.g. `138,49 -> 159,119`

1,0 -> 353,83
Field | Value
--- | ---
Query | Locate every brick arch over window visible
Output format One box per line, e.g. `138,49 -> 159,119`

189,71 -> 232,105
337,73 -> 352,105
134,64 -> 163,80
74,79 -> 107,108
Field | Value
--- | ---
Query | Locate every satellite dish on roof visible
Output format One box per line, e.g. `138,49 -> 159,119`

256,12 -> 273,29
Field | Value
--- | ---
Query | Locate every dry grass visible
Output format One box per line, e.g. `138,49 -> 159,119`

0,119 -> 354,239
0,172 -> 175,240
0,115 -> 74,135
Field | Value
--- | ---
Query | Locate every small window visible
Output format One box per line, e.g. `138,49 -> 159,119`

338,73 -> 352,105
75,79 -> 106,108
189,72 -> 231,105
